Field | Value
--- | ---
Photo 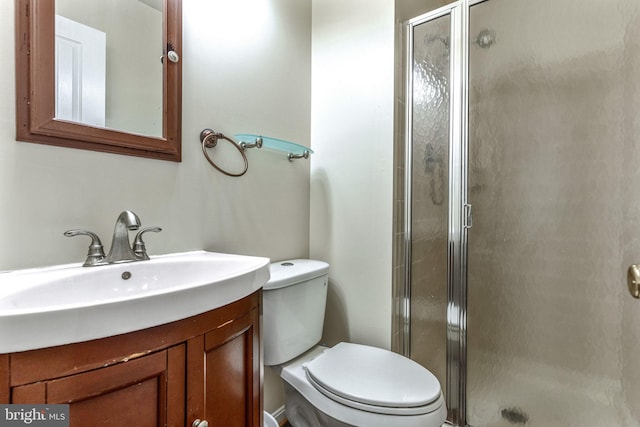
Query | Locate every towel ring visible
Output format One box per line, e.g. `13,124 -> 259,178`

199,129 -> 248,177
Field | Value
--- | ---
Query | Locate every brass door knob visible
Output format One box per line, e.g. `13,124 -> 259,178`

627,264 -> 640,298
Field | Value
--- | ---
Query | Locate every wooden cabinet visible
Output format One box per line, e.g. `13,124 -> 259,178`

11,346 -> 186,427
187,307 -> 261,427
0,291 -> 262,427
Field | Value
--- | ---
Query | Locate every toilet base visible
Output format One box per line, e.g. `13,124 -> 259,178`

285,382 -> 353,427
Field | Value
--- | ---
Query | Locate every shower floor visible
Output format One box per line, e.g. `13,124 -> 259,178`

466,350 -> 638,427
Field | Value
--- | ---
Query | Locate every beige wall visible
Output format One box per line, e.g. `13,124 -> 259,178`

1,0 -> 311,413
396,0 -> 452,22
3,0 -> 400,416
310,0 -> 395,351
1,0 -> 311,269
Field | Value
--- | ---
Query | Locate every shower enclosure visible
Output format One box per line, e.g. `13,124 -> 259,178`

397,0 -> 640,426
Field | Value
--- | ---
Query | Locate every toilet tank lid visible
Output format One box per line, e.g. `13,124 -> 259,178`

264,259 -> 329,290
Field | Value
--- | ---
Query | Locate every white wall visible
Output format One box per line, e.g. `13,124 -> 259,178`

310,0 -> 395,350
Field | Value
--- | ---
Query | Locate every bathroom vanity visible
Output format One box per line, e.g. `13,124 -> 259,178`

0,291 -> 262,427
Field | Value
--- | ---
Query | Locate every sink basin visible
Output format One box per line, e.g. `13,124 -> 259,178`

0,250 -> 270,353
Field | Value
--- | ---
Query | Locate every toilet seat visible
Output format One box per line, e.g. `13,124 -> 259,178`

281,345 -> 447,427
304,342 -> 442,416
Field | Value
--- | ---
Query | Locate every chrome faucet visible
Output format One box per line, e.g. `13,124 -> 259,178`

105,210 -> 141,264
63,229 -> 107,267
65,210 -> 161,266
133,226 -> 163,260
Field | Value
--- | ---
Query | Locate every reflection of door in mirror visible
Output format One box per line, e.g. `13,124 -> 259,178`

55,0 -> 163,138
16,0 -> 181,161
55,15 -> 106,128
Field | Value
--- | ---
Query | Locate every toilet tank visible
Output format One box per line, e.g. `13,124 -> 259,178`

263,259 -> 329,366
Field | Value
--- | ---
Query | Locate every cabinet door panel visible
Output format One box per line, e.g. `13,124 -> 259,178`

69,379 -> 159,427
0,355 -> 8,403
11,382 -> 45,403
12,346 -> 185,427
206,331 -> 249,427
47,350 -> 166,403
188,306 -> 261,427
206,308 -> 260,427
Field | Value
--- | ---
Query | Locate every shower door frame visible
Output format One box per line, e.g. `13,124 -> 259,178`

401,1 -> 486,425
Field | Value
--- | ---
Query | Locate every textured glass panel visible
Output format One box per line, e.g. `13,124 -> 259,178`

467,0 -> 640,426
409,14 -> 450,396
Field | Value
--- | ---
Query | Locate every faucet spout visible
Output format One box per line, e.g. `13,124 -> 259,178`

105,210 -> 141,263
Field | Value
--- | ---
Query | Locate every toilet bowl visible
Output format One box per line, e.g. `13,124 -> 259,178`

264,411 -> 278,427
263,260 -> 446,427
281,345 -> 447,427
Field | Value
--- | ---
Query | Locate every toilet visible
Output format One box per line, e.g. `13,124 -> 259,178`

264,411 -> 278,427
263,260 -> 447,427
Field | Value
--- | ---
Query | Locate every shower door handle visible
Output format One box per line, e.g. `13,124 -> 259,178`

464,204 -> 473,229
627,264 -> 640,298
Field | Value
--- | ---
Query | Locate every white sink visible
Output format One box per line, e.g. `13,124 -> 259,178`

0,250 -> 270,353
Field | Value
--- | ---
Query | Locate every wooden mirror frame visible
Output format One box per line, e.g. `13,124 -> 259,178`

15,0 -> 182,162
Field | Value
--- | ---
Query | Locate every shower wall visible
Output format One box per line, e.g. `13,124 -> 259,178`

466,0 -> 640,425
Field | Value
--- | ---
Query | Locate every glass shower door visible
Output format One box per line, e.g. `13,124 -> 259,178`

407,9 -> 451,404
466,0 -> 640,425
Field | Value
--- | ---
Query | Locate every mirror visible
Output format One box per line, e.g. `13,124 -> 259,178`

55,0 -> 163,137
15,0 -> 182,161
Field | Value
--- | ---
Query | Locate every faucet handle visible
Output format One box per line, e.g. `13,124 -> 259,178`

133,227 -> 162,260
64,229 -> 107,267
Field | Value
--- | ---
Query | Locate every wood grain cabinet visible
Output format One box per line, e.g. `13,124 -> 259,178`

0,291 -> 262,427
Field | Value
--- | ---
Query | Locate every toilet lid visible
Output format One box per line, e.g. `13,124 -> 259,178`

305,342 -> 441,409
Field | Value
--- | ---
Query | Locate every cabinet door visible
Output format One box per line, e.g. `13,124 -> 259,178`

187,307 -> 261,427
11,346 -> 185,427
